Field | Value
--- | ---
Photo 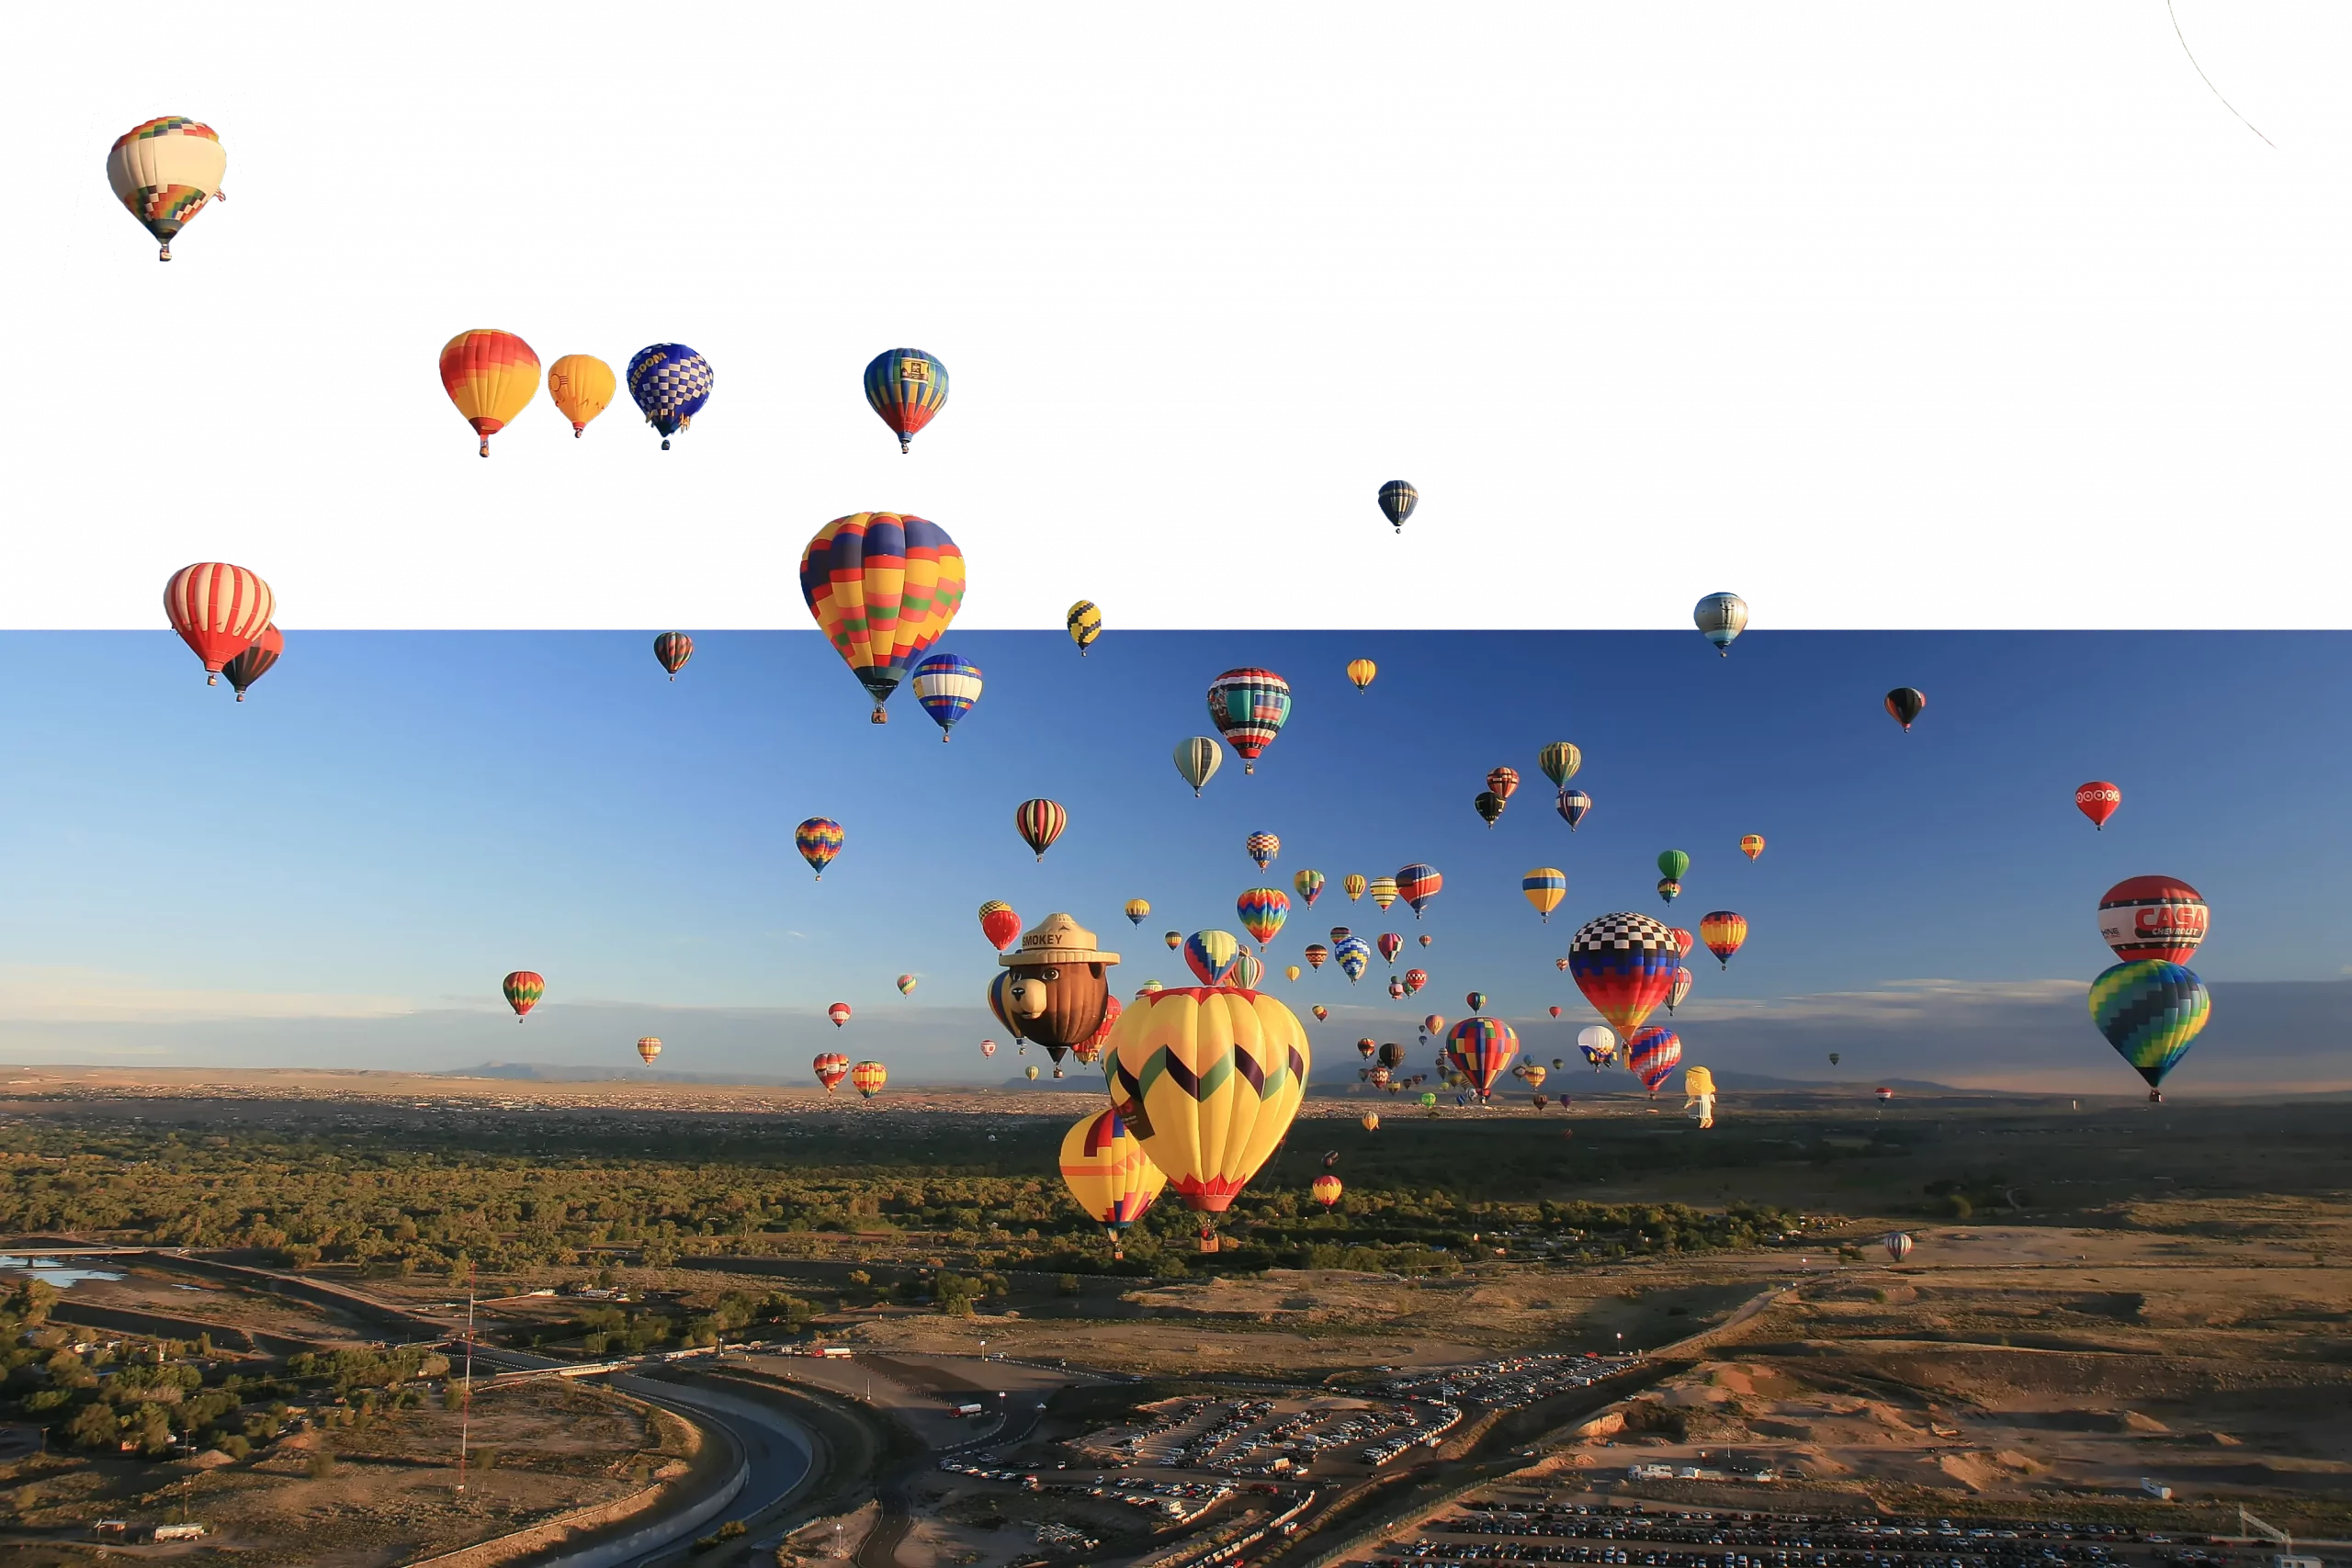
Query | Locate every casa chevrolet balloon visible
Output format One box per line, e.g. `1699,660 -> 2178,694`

637,1036 -> 662,1065
1059,1108 -> 1166,1258
1568,912 -> 1679,1039
1303,943 -> 1329,970
910,652 -> 983,741
1535,743 -> 1582,790
1885,686 -> 1926,732
1173,736 -> 1224,796
222,626 -> 282,702
1577,1025 -> 1618,1068
1556,789 -> 1591,830
1699,910 -> 1748,969
1377,479 -> 1418,533
1294,869 -> 1325,908
1668,966 -> 1693,1015
1237,888 -> 1290,947
548,354 -> 615,437
1067,600 -> 1102,655
827,1003 -> 852,1028
1739,834 -> 1765,863
1522,868 -> 1566,922
979,900 -> 1023,952
1333,935 -> 1373,983
795,818 -> 843,880
1368,876 -> 1399,910
864,347 -> 949,453
1625,1026 -> 1682,1093
627,343 -> 714,450
1014,799 -> 1068,860
2075,781 -> 2121,831
1444,1017 -> 1519,1100
2090,960 -> 2211,1100
801,513 -> 967,724
1102,986 -> 1311,1215
1694,592 -> 1748,656
164,563 -> 274,685
1474,791 -> 1506,828
1396,864 -> 1442,919
502,971 -> 544,1021
1184,930 -> 1243,987
813,1052 -> 850,1090
1347,659 -> 1377,692
2098,876 -> 2208,964
1207,668 -> 1292,773
107,117 -> 226,261
653,632 -> 694,681
1377,932 -> 1403,964
1247,832 -> 1281,872
850,1060 -> 888,1099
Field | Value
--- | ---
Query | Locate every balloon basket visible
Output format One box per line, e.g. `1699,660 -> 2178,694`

870,707 -> 888,724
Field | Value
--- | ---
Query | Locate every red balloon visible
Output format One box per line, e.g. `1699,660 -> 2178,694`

222,625 -> 284,702
1548,1005 -> 1562,1019
2075,781 -> 2120,830
2097,875 -> 2207,964
164,563 -> 275,682
828,1002 -> 853,1028
978,901 -> 1023,952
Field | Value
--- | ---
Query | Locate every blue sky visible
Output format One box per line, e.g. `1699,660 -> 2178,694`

0,629 -> 2343,1092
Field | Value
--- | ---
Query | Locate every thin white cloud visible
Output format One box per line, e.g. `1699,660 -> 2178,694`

0,965 -> 419,1024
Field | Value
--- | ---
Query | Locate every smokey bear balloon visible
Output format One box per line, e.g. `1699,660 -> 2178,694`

997,913 -> 1121,1057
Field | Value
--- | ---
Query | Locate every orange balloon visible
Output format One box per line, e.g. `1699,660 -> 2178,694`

439,330 -> 541,457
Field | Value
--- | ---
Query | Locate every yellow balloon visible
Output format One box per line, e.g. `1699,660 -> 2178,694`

1344,874 -> 1367,901
548,355 -> 616,437
1058,1108 -> 1167,1245
1346,659 -> 1377,692
1125,897 -> 1152,923
1284,964 -> 1302,983
1103,987 -> 1310,1213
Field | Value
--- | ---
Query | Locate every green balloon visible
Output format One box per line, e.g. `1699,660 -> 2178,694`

1657,849 -> 1690,882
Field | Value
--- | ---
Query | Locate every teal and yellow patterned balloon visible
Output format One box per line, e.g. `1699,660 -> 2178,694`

2089,960 -> 2210,1100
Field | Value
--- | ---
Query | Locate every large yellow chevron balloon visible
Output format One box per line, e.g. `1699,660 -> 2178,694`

1102,986 -> 1310,1214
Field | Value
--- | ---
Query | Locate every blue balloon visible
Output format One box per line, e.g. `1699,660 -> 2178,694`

627,344 -> 715,449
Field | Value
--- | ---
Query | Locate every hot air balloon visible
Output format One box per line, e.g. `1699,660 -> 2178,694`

1474,791 -> 1506,829
502,971 -> 544,1021
1402,967 -> 1428,997
1356,1037 -> 1377,1060
1698,911 -> 1748,969
1694,592 -> 1748,655
1419,934 -> 1432,948
1538,742 -> 1582,789
2075,781 -> 2121,830
1883,1231 -> 1914,1262
1885,687 -> 1926,731
1657,850 -> 1690,884
1556,957 -> 1571,972
1626,1026 -> 1681,1093
800,513 -> 967,724
1362,1111 -> 1381,1131
1183,931 -> 1243,987
1532,1094 -> 1549,1110
1378,1041 -> 1408,1070
910,652 -> 983,741
637,1036 -> 662,1065
1377,932 -> 1404,964
1068,600 -> 1102,655
827,1002 -> 853,1029
1026,1064 -> 1042,1081
814,1053 -> 850,1090
1141,982 -> 1165,997
1311,1005 -> 1329,1021
1304,943 -> 1329,970
1419,1091 -> 1439,1110
1232,951 -> 1267,989
1522,868 -> 1566,922
1310,1174 -> 1342,1209
1074,993 -> 1125,1067
1828,1052 -> 1841,1066
1236,889 -> 1290,947
164,564 -> 274,685
627,343 -> 714,449
1347,659 -> 1377,692
1569,912 -> 1679,1039
1657,879 -> 1682,905
1682,1065 -> 1716,1128
1383,977 -> 1402,999
1345,874 -> 1368,902
1445,1017 -> 1518,1100
796,818 -> 843,881
107,117 -> 227,262
440,333 -> 543,457
1518,1062 -> 1549,1088
851,1060 -> 888,1099
1577,1025 -> 1618,1068
1396,865 -> 1442,919
981,1039 -> 998,1057
222,626 -> 282,702
1377,480 -> 1418,533
1014,799 -> 1069,861
1294,869 -> 1326,908
544,353 -> 616,438
1464,990 -> 1487,1012
1102,986 -> 1310,1222
1247,832 -> 1281,872
1548,1005 -> 1562,1019
1368,876 -> 1399,910
1333,936 -> 1373,984
1875,1086 -> 1894,1104
2098,876 -> 2208,963
1328,926 -> 1351,943
1367,1066 -> 1392,1089
1059,1108 -> 1165,1257
1284,964 -> 1301,983
979,900 -> 1023,952
896,975 -> 917,996
1421,1014 -> 1446,1040
864,347 -> 949,453
1668,927 -> 1695,958
1207,669 -> 1292,774
1481,770 -> 1519,806
2091,960 -> 2211,1100
1174,737 -> 1225,796
1739,834 -> 1765,863
1667,966 -> 1693,1016
1125,899 -> 1151,927
653,632 -> 694,681
1165,931 -> 1183,951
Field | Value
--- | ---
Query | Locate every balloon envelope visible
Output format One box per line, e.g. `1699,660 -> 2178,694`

1206,669 -> 1292,773
2098,876 -> 2207,964
439,330 -> 540,456
2075,781 -> 2121,829
799,513 -> 967,721
1556,789 -> 1591,829
1377,479 -> 1419,530
2090,960 -> 2211,1091
1174,737 -> 1225,795
1568,913 -> 1678,1038
1059,1108 -> 1166,1235
502,971 -> 544,1019
1694,592 -> 1748,653
548,354 -> 616,435
1444,1017 -> 1519,1099
627,343 -> 714,446
107,117 -> 225,261
1103,987 -> 1311,1213
910,652 -> 983,739
796,818 -> 844,880
979,900 -> 1023,952
864,346 -> 949,452
1626,1026 -> 1682,1092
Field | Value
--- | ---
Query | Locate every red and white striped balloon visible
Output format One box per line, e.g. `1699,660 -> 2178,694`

164,563 -> 274,683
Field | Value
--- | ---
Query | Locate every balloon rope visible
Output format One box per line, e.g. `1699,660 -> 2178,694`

2167,0 -> 2275,148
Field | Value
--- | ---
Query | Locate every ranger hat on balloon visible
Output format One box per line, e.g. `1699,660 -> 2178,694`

998,914 -> 1121,1055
